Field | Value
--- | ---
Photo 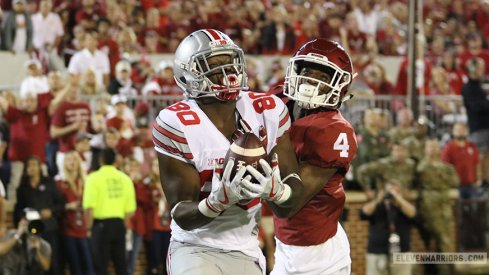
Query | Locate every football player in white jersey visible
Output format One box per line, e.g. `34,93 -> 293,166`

151,29 -> 304,275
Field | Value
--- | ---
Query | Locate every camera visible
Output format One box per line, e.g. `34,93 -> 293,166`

24,208 -> 44,235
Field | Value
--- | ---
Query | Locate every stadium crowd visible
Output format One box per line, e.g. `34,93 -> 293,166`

0,0 -> 488,275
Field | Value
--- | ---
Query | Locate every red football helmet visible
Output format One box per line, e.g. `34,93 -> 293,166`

284,39 -> 355,109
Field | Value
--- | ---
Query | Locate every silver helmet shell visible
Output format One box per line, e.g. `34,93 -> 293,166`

173,29 -> 247,101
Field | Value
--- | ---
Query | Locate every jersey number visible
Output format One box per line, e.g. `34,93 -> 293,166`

248,93 -> 276,114
334,133 -> 349,158
168,102 -> 201,125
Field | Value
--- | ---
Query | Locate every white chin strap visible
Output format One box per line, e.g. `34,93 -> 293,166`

296,83 -> 326,109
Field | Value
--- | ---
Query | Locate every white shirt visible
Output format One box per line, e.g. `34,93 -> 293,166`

353,7 -> 382,36
20,76 -> 50,97
68,48 -> 110,86
31,12 -> 64,50
13,14 -> 27,53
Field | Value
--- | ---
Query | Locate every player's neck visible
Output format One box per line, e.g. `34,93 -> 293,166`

197,99 -> 238,140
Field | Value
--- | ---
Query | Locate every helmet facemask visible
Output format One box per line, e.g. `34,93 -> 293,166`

285,55 -> 352,109
181,47 -> 247,101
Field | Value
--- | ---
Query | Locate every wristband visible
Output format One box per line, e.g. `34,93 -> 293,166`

198,199 -> 221,218
274,184 -> 292,205
170,200 -> 192,219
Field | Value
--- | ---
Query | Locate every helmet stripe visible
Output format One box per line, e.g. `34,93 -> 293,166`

204,29 -> 222,40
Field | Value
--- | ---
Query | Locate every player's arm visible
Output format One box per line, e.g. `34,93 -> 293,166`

265,134 -> 305,217
157,153 -> 214,231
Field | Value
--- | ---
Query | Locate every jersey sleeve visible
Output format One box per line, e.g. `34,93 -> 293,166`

302,123 -> 357,169
152,109 -> 194,164
276,101 -> 291,140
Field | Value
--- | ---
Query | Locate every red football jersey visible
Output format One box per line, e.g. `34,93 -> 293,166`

274,110 -> 357,246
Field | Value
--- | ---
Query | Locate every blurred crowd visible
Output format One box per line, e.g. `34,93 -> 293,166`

0,0 -> 488,275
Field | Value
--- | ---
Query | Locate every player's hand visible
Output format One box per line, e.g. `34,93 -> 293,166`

240,153 -> 292,204
206,160 -> 247,213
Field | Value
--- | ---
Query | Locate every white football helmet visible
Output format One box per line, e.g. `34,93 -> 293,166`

173,29 -> 247,101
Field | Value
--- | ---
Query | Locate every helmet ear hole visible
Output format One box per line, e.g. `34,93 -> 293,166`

179,76 -> 187,84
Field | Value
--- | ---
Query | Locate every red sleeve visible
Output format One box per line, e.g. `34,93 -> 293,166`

5,106 -> 21,123
51,103 -> 66,127
441,143 -> 451,163
37,93 -> 53,110
302,123 -> 357,169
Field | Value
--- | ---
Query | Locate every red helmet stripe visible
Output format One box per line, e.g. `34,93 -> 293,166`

204,29 -> 222,40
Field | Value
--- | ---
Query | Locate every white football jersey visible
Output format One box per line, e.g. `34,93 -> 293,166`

152,91 -> 290,258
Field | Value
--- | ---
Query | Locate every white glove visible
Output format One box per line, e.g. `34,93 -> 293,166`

240,153 -> 294,204
198,160 -> 247,217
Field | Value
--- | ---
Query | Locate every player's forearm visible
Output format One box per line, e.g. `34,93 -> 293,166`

171,201 -> 215,230
269,177 -> 305,218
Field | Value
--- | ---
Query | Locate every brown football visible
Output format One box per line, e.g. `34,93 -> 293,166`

223,132 -> 267,183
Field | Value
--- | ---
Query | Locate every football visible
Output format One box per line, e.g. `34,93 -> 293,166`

223,132 -> 267,182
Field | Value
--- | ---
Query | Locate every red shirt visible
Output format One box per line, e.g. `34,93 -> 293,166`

274,110 -> 357,246
56,180 -> 88,238
5,93 -> 52,162
130,181 -> 155,239
51,101 -> 92,152
106,116 -> 125,130
458,50 -> 489,76
98,38 -> 120,78
442,140 -> 480,185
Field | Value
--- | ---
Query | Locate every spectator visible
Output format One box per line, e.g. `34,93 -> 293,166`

357,142 -> 416,199
50,85 -> 95,179
351,0 -> 386,36
353,109 -> 390,190
125,157 -> 153,275
1,0 -> 33,53
97,17 -> 120,78
429,67 -> 457,115
108,61 -> 138,96
142,61 -> 180,96
73,133 -> 93,174
146,158 -> 171,275
75,0 -> 106,30
461,58 -> 489,184
83,148 -> 136,275
117,28 -> 140,61
417,139 -> 458,275
0,219 -> 52,274
458,33 -> 489,76
56,151 -> 94,275
19,59 -> 49,101
260,5 -> 296,55
142,30 -> 164,54
106,95 -> 135,135
360,181 -> 417,275
0,91 -> 57,203
442,123 -> 482,199
362,62 -> 395,95
79,69 -> 105,95
439,49 -> 464,95
31,0 -> 64,71
388,108 -> 415,144
14,157 -> 65,275
401,117 -> 429,163
68,30 -> 110,88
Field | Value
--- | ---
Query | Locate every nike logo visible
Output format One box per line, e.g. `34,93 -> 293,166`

218,185 -> 230,204
269,177 -> 277,198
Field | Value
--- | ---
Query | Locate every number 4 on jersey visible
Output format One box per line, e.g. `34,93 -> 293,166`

334,133 -> 349,158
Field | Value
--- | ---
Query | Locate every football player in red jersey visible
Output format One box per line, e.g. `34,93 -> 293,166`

242,39 -> 357,274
